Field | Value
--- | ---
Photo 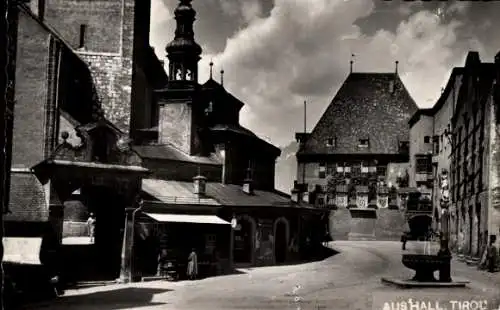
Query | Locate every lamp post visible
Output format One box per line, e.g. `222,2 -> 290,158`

118,197 -> 143,283
438,169 -> 452,282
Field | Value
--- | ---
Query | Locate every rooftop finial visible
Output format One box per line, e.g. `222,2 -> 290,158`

395,60 -> 399,74
209,60 -> 214,79
220,67 -> 225,86
350,54 -> 355,73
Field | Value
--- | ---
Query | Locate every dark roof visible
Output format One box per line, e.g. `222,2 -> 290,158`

210,124 -> 256,137
210,124 -> 281,157
5,172 -> 49,222
299,72 -> 418,155
133,144 -> 222,165
202,78 -> 244,110
142,46 -> 168,88
408,108 -> 434,127
142,179 -> 312,208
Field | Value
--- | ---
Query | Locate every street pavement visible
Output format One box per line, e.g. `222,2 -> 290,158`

20,241 -> 500,310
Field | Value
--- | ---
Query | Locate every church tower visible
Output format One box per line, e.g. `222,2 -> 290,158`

166,0 -> 202,87
156,0 -> 205,155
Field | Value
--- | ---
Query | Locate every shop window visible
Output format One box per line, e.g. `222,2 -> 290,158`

319,163 -> 326,179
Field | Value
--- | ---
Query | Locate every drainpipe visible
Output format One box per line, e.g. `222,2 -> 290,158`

129,200 -> 144,281
118,198 -> 143,284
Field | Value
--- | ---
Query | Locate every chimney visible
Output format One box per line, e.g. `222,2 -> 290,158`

291,181 -> 301,203
193,171 -> 207,196
242,165 -> 254,195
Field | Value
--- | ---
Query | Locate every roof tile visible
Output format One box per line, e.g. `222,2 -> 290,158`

299,73 -> 418,155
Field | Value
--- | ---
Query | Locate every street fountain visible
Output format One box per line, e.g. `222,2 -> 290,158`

382,169 -> 469,287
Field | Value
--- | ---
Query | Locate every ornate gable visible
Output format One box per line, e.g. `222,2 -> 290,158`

51,121 -> 142,166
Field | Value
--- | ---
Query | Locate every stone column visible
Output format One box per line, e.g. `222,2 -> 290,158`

355,186 -> 369,209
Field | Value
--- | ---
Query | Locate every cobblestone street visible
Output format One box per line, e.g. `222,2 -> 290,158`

21,241 -> 500,310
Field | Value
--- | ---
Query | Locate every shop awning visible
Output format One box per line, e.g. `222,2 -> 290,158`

144,213 -> 230,225
3,237 -> 43,265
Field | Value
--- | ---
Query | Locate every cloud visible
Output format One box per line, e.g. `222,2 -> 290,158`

150,0 -> 483,147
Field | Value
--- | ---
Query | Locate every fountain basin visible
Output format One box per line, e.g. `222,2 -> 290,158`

402,254 -> 450,282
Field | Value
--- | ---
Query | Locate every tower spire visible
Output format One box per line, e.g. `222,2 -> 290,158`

209,60 -> 214,79
350,54 -> 355,73
166,0 -> 202,84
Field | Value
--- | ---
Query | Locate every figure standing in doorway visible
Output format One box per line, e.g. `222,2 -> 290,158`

187,248 -> 198,280
86,213 -> 96,244
487,235 -> 498,273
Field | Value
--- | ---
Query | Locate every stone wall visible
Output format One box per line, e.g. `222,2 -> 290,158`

12,10 -> 51,168
43,0 -> 139,134
328,209 -> 407,241
158,103 -> 193,154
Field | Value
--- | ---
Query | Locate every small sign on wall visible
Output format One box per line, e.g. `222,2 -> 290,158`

377,196 -> 388,209
357,195 -> 368,208
336,195 -> 348,207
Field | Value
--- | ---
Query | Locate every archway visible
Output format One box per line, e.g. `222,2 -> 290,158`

273,217 -> 290,264
233,215 -> 256,264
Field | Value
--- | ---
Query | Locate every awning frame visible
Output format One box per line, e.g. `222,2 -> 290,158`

143,212 -> 230,225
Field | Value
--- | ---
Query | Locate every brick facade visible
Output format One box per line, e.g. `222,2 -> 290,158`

41,0 -> 154,135
12,9 -> 51,168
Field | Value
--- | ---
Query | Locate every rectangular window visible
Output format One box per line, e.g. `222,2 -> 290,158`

336,164 -> 344,173
424,136 -> 431,143
376,165 -> 387,177
358,139 -> 369,148
433,135 -> 440,153
344,165 -> 351,173
79,24 -> 87,49
416,156 -> 431,173
319,163 -> 326,179
361,162 -> 368,174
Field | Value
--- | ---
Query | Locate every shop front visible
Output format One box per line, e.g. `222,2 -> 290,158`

133,206 -> 232,281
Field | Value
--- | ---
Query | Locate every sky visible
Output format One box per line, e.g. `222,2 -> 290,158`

149,0 -> 500,148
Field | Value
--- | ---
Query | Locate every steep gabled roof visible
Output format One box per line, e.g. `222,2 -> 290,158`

299,72 -> 418,155
202,78 -> 244,110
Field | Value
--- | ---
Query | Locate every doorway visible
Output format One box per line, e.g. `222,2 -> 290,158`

275,221 -> 287,264
233,217 -> 254,264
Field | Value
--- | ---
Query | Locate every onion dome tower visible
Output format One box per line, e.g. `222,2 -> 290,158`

166,0 -> 202,86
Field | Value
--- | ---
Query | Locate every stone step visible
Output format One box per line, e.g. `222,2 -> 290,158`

347,233 -> 376,241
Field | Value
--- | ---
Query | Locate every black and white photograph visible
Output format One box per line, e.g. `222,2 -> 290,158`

1,0 -> 500,309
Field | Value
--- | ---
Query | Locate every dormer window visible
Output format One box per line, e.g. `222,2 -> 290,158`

358,138 -> 369,148
186,69 -> 192,80
326,137 -> 336,147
